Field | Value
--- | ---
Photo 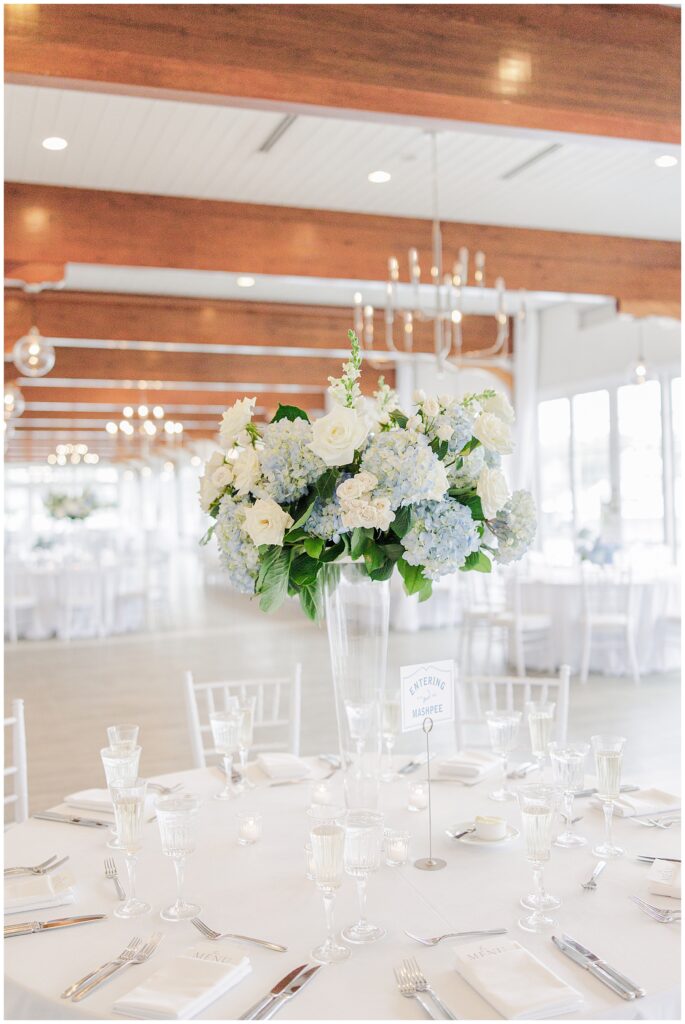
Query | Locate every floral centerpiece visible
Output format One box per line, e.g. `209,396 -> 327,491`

199,331 -> 536,620
44,488 -> 99,521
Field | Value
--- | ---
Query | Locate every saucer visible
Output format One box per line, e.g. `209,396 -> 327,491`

446,820 -> 520,846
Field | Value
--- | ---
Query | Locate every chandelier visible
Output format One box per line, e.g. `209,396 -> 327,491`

105,403 -> 184,439
352,133 -> 511,375
13,285 -> 56,378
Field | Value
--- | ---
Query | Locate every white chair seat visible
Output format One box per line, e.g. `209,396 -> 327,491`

490,612 -> 552,632
584,613 -> 631,628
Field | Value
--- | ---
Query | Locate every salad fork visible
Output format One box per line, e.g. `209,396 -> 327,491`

71,933 -> 162,1002
401,957 -> 458,1019
191,916 -> 287,951
61,937 -> 142,998
634,816 -> 680,829
104,858 -> 126,900
631,896 -> 681,923
5,855 -> 68,876
394,965 -> 441,1019
146,782 -> 182,795
581,860 -> 607,890
405,928 -> 507,946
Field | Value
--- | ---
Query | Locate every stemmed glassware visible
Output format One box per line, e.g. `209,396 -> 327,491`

517,784 -> 558,932
111,778 -> 150,918
485,710 -> 521,801
591,734 -> 626,859
549,742 -> 589,847
106,724 -> 140,753
236,697 -> 256,790
342,810 -> 385,943
380,695 -> 401,782
101,745 -> 142,849
310,822 -> 350,964
526,701 -> 556,773
156,793 -> 202,921
210,706 -> 244,799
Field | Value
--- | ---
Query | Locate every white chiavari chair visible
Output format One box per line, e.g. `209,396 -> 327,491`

579,565 -> 640,685
4,560 -> 39,643
56,564 -> 103,640
183,665 -> 302,769
4,699 -> 29,825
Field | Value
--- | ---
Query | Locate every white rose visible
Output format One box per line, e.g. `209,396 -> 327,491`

406,415 -> 424,434
473,412 -> 514,455
199,450 -> 228,512
436,421 -> 453,442
372,497 -> 395,531
477,466 -> 510,519
481,392 -> 515,425
423,396 -> 440,418
337,471 -> 378,502
233,447 -> 261,497
219,397 -> 256,449
340,496 -> 395,531
412,389 -> 426,403
211,464 -> 234,489
309,405 -> 369,467
439,393 -> 456,409
243,498 -> 293,547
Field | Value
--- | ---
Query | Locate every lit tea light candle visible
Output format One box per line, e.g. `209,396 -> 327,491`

237,812 -> 262,845
385,830 -> 410,866
311,780 -> 334,806
408,782 -> 428,812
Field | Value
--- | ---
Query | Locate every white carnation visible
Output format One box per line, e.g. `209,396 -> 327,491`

476,465 -> 510,519
220,397 -> 256,449
473,412 -> 514,455
309,404 -> 369,467
243,498 -> 293,548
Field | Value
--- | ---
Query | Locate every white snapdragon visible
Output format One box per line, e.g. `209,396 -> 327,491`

472,412 -> 514,455
220,397 -> 256,449
480,391 -> 515,425
309,404 -> 369,467
232,447 -> 261,497
243,498 -> 293,548
476,465 -> 510,519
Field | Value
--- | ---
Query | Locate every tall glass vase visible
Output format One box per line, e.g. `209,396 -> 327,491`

323,562 -> 389,809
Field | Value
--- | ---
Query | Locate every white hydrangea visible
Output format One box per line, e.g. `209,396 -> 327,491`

360,431 -> 448,509
259,418 -> 325,504
214,494 -> 260,594
490,490 -> 537,564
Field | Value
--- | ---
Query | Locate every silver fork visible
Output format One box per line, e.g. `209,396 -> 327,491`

191,916 -> 287,952
146,782 -> 182,795
405,928 -> 507,946
402,957 -> 458,1019
634,816 -> 680,829
581,860 -> 607,890
394,965 -> 441,1020
61,937 -> 142,999
5,855 -> 57,875
631,896 -> 681,923
71,933 -> 162,1002
5,855 -> 69,876
104,858 -> 126,901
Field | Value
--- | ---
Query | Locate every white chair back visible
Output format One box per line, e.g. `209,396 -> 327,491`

581,565 -> 636,621
4,699 -> 29,824
455,665 -> 570,749
183,665 -> 302,768
464,569 -> 506,613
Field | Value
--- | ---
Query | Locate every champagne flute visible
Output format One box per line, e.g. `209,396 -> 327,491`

342,810 -> 385,943
106,724 -> 139,753
156,793 -> 202,921
526,701 -> 556,772
549,741 -> 589,847
591,734 -> 626,859
310,823 -> 350,964
236,696 -> 256,790
380,696 -> 401,782
101,745 -> 141,849
517,784 -> 558,932
111,778 -> 150,918
210,708 -> 244,799
485,711 -> 521,801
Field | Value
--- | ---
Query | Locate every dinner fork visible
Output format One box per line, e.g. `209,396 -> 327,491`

191,916 -> 287,952
71,933 -> 163,1002
104,858 -> 126,901
394,965 -> 442,1019
146,782 -> 183,795
581,860 -> 607,890
405,928 -> 507,946
631,896 -> 681,923
634,816 -> 680,829
4,855 -> 68,876
402,957 -> 458,1019
61,937 -> 142,999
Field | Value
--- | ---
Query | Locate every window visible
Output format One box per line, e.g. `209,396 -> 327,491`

537,397 -> 573,563
617,380 -> 663,545
572,390 -> 611,536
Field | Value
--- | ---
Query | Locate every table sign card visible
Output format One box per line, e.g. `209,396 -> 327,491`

400,659 -> 455,733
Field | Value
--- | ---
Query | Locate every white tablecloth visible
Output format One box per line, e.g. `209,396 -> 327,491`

4,762 -> 680,1020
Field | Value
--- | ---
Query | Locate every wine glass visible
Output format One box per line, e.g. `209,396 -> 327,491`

526,701 -> 556,772
517,784 -> 558,932
210,708 -> 244,799
111,778 -> 150,918
101,745 -> 142,849
310,822 -> 350,964
591,734 -> 626,859
106,724 -> 139,753
236,696 -> 256,790
342,810 -> 385,943
485,711 -> 521,801
380,695 -> 401,782
156,793 -> 202,921
549,741 -> 589,848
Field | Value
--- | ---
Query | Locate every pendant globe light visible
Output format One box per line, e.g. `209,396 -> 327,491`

4,383 -> 25,421
12,286 -> 56,378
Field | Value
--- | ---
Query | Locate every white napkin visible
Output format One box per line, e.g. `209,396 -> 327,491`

438,750 -> 501,781
4,870 -> 76,915
591,787 -> 680,818
113,943 -> 251,1019
64,788 -> 114,813
454,937 -> 583,1019
647,860 -> 681,898
256,752 -> 311,780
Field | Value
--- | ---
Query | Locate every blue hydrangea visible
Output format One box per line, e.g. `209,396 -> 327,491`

490,490 -> 537,565
259,419 -> 325,505
443,405 -> 474,454
214,494 -> 260,594
402,498 -> 480,580
305,494 -> 349,543
483,447 -> 501,469
448,445 -> 484,490
360,431 -> 448,509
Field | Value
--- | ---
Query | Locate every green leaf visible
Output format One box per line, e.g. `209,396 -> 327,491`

284,526 -> 309,543
389,409 -> 408,429
369,559 -> 395,582
258,547 -> 292,612
379,541 -> 404,562
455,491 -> 484,521
460,550 -> 492,573
363,540 -> 386,573
397,557 -> 429,596
313,468 -> 339,503
299,582 -> 323,622
319,540 -> 345,563
418,580 -> 433,603
271,403 -> 310,424
430,437 -> 449,461
458,437 -> 481,456
207,496 -> 221,519
350,527 -> 373,560
390,505 -> 412,539
290,552 -> 320,588
303,536 -> 324,559
199,523 -> 216,547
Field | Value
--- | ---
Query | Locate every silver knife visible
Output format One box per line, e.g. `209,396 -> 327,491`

636,855 -> 681,863
560,935 -> 645,998
574,784 -> 639,798
33,812 -> 110,828
553,935 -> 644,999
5,914 -> 107,937
257,964 -> 321,1019
238,963 -> 309,1020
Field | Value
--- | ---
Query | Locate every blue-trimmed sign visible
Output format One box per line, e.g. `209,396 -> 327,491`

400,660 -> 454,733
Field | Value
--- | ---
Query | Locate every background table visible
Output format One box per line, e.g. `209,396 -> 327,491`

4,761 -> 681,1020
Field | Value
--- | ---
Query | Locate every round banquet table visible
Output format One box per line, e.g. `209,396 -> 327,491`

4,760 -> 681,1021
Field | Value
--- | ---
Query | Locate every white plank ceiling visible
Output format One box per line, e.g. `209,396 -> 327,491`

5,84 -> 680,241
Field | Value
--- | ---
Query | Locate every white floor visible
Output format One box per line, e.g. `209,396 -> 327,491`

4,548 -> 681,811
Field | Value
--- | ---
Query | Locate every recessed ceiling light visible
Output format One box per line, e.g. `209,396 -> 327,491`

368,170 -> 391,184
236,276 -> 256,288
42,136 -> 68,151
654,155 -> 678,168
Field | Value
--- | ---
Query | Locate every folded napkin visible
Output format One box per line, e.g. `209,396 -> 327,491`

113,943 -> 251,1019
256,752 -> 311,780
438,750 -> 501,781
454,937 -> 583,1019
591,787 -> 680,818
647,859 -> 681,898
5,870 -> 76,915
64,788 -> 114,813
